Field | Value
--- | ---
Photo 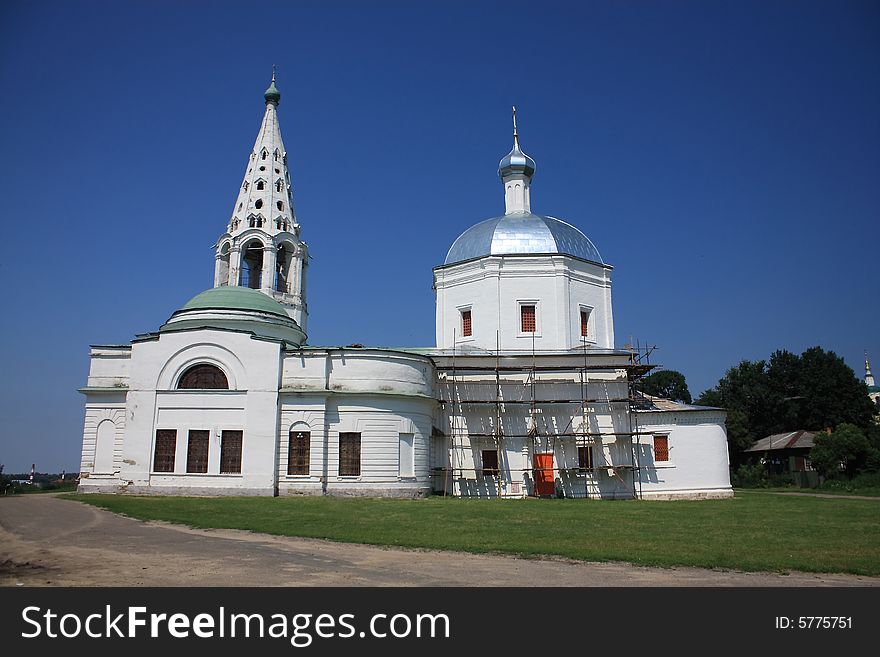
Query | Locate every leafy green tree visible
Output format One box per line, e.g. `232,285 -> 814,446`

809,424 -> 873,479
637,369 -> 692,403
697,347 -> 878,464
697,359 -> 778,456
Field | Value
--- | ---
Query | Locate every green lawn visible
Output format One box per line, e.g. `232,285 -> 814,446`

66,492 -> 880,576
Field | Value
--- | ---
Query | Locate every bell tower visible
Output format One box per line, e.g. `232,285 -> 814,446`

213,72 -> 309,334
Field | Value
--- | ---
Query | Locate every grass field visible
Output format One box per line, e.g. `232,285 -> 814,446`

68,491 -> 880,576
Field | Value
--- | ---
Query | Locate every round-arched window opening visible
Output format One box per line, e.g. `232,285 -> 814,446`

255,199 -> 263,209
178,364 -> 229,390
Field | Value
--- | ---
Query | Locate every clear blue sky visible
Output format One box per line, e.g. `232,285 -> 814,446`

0,1 -> 877,473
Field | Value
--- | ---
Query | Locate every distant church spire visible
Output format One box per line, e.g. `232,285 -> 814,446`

498,106 -> 536,215
867,352 -> 876,388
212,72 -> 309,334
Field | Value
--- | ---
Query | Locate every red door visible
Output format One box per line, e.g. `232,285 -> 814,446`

533,453 -> 555,496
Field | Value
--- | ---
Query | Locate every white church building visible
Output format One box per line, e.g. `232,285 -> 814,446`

78,77 -> 733,500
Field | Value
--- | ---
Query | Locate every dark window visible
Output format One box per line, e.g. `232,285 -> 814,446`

481,449 -> 499,476
186,430 -> 209,473
153,430 -> 176,472
220,430 -> 243,474
275,180 -> 283,192
521,305 -> 536,333
580,310 -> 589,338
461,309 -> 472,337
578,445 -> 593,471
255,199 -> 263,209
257,180 -> 265,190
339,432 -> 361,476
178,364 -> 228,389
261,150 -> 268,160
288,431 -> 310,475
277,201 -> 283,211
654,436 -> 669,462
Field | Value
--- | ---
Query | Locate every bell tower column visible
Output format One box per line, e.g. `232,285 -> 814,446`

261,244 -> 277,293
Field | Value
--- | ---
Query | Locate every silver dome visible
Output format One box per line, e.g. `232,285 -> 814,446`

444,212 -> 603,265
498,143 -> 536,179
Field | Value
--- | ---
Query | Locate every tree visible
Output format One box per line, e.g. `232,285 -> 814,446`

637,370 -> 692,403
696,347 -> 878,464
809,424 -> 873,479
696,359 -> 778,456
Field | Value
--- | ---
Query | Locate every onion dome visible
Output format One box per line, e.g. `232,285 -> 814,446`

264,72 -> 281,105
498,106 -> 535,179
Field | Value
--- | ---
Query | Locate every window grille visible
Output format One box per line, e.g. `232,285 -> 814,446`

186,430 -> 209,473
220,430 -> 243,473
461,309 -> 472,337
288,431 -> 310,475
521,305 -> 536,333
178,364 -> 228,390
339,432 -> 361,476
654,436 -> 669,462
153,430 -> 176,472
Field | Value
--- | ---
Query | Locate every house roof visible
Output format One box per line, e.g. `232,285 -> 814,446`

632,392 -> 723,413
744,430 -> 818,452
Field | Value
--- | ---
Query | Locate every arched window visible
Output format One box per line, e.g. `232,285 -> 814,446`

277,201 -> 283,211
261,149 -> 268,160
255,199 -> 263,209
257,180 -> 265,191
275,179 -> 283,192
178,364 -> 228,390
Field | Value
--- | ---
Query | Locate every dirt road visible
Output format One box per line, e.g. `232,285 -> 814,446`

1,494 -> 877,587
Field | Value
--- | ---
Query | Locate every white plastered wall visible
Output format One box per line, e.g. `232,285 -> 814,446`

434,254 -> 613,352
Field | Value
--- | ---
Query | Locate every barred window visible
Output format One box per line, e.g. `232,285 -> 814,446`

521,305 -> 536,333
578,445 -> 593,471
153,430 -> 176,472
580,310 -> 590,338
461,309 -> 472,337
481,449 -> 499,477
288,431 -> 310,475
186,430 -> 209,473
339,432 -> 361,476
220,430 -> 243,474
654,435 -> 669,462
178,364 -> 228,390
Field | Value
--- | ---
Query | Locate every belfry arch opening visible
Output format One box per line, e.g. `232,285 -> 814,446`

276,242 -> 295,294
239,240 -> 264,289
217,242 -> 230,287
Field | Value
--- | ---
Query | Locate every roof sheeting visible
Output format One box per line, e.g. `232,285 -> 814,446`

744,430 -> 818,452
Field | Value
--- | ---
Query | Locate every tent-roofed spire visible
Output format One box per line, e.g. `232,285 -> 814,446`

224,73 -> 298,238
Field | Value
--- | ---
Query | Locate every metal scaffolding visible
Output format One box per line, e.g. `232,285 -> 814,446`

434,337 -> 656,499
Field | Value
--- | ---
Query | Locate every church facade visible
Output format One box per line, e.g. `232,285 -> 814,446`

77,78 -> 732,500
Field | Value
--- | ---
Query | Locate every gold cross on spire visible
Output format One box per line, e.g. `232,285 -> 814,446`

512,105 -> 519,146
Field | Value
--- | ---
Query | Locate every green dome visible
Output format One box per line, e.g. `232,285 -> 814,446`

264,78 -> 281,104
179,286 -> 290,318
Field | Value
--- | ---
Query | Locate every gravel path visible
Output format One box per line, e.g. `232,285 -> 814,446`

1,494 -> 877,587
